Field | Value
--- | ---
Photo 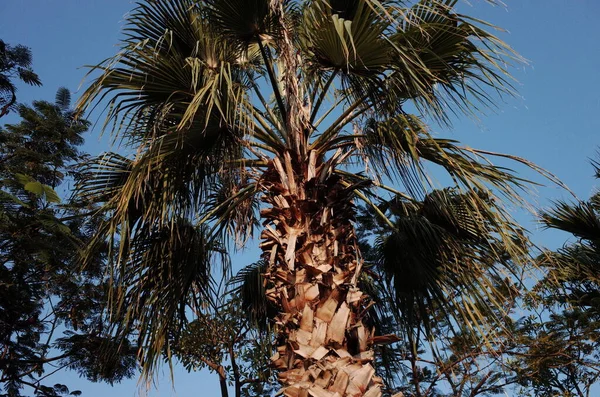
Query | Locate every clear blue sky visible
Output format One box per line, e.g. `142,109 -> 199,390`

1,1 -> 599,396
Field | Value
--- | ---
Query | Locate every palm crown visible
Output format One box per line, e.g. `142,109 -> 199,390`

77,1 -> 548,395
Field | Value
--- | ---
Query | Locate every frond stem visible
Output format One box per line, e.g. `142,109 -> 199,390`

350,187 -> 395,229
257,39 -> 287,134
311,96 -> 369,152
334,169 -> 417,203
309,69 -> 338,126
250,81 -> 285,135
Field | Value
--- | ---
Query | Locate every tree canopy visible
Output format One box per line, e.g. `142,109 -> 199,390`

0,40 -> 41,118
0,89 -> 136,397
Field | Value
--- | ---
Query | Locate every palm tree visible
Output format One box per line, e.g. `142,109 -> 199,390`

234,188 -> 529,395
76,1 -> 548,395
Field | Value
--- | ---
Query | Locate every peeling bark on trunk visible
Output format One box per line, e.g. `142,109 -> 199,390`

260,3 -> 384,394
260,149 -> 383,397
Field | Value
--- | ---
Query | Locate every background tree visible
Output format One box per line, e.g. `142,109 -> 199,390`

76,1 -> 553,395
507,154 -> 600,397
510,310 -> 600,397
0,89 -> 136,396
175,281 -> 277,397
0,40 -> 41,118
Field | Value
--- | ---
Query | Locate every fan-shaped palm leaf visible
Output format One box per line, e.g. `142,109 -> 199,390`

372,188 -> 527,336
541,201 -> 600,242
110,219 -> 228,373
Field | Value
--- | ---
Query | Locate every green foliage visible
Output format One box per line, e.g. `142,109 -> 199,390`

507,154 -> 600,397
510,311 -> 600,397
174,291 -> 277,397
6,383 -> 82,397
0,89 -> 137,396
0,40 -> 42,118
54,332 -> 137,384
0,92 -> 86,187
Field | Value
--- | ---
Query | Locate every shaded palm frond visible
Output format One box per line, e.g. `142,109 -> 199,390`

203,173 -> 260,247
541,201 -> 600,242
592,156 -> 600,179
535,153 -> 600,308
374,212 -> 448,332
78,95 -> 249,263
421,188 -> 490,240
370,188 -> 528,335
86,132 -> 228,231
206,0 -> 280,47
111,219 -> 229,376
76,152 -> 132,205
228,260 -> 274,332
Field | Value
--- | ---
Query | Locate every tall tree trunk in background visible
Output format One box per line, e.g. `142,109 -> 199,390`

260,149 -> 383,397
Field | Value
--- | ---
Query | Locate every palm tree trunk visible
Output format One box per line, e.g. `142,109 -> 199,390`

260,149 -> 383,397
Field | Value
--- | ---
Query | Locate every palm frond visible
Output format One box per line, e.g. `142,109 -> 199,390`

351,113 -> 540,211
299,0 -> 390,105
228,260 -> 274,332
76,152 -> 132,205
541,201 -> 600,242
110,219 -> 229,377
203,174 -> 260,247
77,0 -> 258,140
206,0 -> 279,47
386,0 -> 522,123
369,188 -> 528,335
592,155 -> 600,179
